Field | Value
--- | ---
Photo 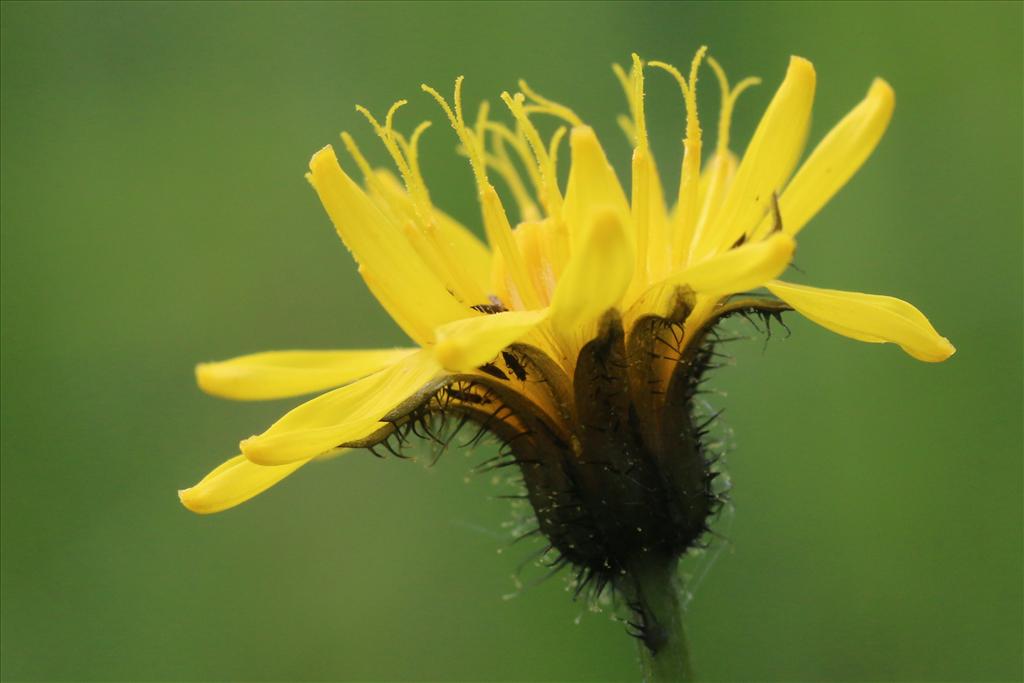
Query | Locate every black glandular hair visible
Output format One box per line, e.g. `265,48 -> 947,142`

350,295 -> 790,629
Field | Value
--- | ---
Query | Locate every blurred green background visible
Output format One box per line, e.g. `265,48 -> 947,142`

2,1 -> 1021,681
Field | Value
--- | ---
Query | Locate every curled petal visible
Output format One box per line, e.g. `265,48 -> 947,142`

767,280 -> 955,362
196,349 -> 417,400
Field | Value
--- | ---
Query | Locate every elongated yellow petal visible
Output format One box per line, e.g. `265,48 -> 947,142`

627,234 -> 794,322
562,126 -> 629,247
668,233 -> 795,295
307,146 -> 468,344
241,350 -> 442,464
760,78 -> 895,238
551,209 -> 634,329
698,57 -> 816,258
196,348 -> 417,401
767,280 -> 955,362
434,309 -> 550,372
178,454 -> 313,514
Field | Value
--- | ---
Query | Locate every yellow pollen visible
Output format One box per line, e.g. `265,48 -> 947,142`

630,53 -> 649,151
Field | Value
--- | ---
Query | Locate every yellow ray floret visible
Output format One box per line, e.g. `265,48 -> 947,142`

767,281 -> 955,362
196,348 -> 418,401
181,48 -> 954,514
240,349 -> 442,465
179,454 -> 313,515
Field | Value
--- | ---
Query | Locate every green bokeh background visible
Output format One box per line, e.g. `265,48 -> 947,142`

2,2 -> 1021,681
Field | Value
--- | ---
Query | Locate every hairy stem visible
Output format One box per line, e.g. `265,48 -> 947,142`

629,555 -> 694,683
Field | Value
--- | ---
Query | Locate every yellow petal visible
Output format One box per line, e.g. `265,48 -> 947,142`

632,146 -> 672,285
551,208 -> 634,329
697,57 -> 816,258
433,209 -> 492,288
196,348 -> 417,401
434,309 -> 550,372
766,78 -> 895,237
178,454 -> 313,514
241,349 -> 442,464
767,280 -> 955,362
562,126 -> 630,247
307,146 -> 468,344
667,233 -> 795,295
370,169 -> 492,297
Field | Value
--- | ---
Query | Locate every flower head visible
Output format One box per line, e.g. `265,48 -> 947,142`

180,50 -> 953,591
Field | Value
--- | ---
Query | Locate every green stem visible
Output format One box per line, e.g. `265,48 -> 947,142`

629,556 -> 694,683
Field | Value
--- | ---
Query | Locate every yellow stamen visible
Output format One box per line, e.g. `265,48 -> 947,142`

354,102 -> 432,220
475,102 -> 541,222
612,62 -> 636,132
650,47 -> 707,268
630,54 -> 649,150
483,121 -> 543,196
690,58 -> 761,259
543,125 -> 571,278
547,126 -> 567,172
627,54 -> 652,289
423,79 -> 542,309
348,113 -> 486,306
616,113 -> 637,146
708,58 -> 762,157
517,79 -> 584,128
500,92 -> 565,217
340,131 -> 404,224
395,120 -> 433,193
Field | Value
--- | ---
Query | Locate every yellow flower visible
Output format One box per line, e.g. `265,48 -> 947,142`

179,49 -> 954,529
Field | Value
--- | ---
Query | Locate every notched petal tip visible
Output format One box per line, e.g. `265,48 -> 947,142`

569,124 -> 597,144
178,454 -> 311,514
869,77 -> 894,99
867,78 -> 895,120
308,144 -> 339,173
194,362 -> 243,400
787,55 -> 816,82
177,486 -> 214,515
194,362 -> 215,392
915,335 -> 956,363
